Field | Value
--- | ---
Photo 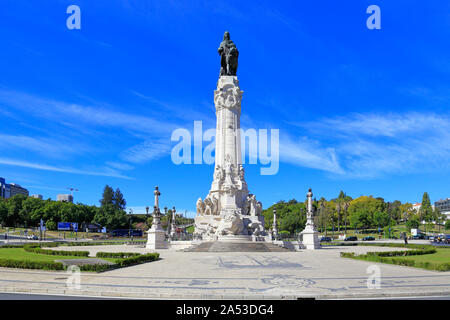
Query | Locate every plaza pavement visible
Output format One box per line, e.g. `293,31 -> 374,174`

0,244 -> 448,299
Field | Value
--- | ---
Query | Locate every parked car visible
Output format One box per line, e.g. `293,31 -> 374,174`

411,234 -> 426,240
436,234 -> 450,244
344,236 -> 358,241
320,236 -> 332,242
362,236 -> 375,241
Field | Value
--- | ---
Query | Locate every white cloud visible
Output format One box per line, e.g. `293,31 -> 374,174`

279,135 -> 344,174
0,158 -> 132,179
297,112 -> 450,178
0,134 -> 90,158
120,140 -> 172,164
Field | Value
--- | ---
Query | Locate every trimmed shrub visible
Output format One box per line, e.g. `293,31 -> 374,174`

79,264 -> 113,272
96,252 -> 140,259
116,253 -> 160,267
0,258 -> 64,270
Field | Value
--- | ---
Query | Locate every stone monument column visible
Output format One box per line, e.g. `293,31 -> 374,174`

194,31 -> 265,242
299,188 -> 320,250
146,186 -> 168,249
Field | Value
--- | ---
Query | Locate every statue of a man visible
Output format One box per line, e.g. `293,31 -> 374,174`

218,31 -> 239,76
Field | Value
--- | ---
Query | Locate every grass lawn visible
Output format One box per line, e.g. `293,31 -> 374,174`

0,248 -> 84,262
341,244 -> 450,271
390,248 -> 450,264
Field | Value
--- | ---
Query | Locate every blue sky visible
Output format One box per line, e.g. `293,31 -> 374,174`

0,0 -> 449,216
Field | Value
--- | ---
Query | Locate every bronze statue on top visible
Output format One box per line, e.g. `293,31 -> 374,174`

218,31 -> 239,76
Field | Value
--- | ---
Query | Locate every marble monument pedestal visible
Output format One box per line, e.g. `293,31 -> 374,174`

299,227 -> 320,250
146,226 -> 168,250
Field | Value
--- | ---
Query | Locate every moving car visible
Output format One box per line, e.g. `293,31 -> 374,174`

344,236 -> 358,241
362,236 -> 375,241
27,235 -> 38,240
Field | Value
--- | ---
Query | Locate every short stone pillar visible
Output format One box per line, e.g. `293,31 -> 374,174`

146,186 -> 168,249
299,188 -> 319,250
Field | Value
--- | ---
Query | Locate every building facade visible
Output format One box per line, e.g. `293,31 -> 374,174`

0,178 -> 28,199
9,183 -> 30,197
434,198 -> 450,220
57,194 -> 73,203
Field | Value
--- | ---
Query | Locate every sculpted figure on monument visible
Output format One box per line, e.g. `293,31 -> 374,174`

196,198 -> 205,215
214,165 -> 224,183
218,31 -> 239,76
203,197 -> 213,215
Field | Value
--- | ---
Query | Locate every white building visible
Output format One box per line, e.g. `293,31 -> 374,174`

57,194 -> 73,203
435,198 -> 450,220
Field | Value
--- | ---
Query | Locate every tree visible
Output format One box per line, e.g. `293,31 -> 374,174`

445,220 -> 450,231
19,197 -> 44,227
262,200 -> 306,233
113,188 -> 126,211
6,195 -> 27,227
373,211 -> 389,228
100,185 -> 115,207
0,200 -> 7,226
419,192 -> 433,223
348,196 -> 384,231
406,216 -> 420,229
335,191 -> 346,232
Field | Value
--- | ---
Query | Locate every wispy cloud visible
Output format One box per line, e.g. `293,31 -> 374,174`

279,135 -> 344,174
0,89 -> 175,135
294,112 -> 450,178
121,140 -> 172,163
0,158 -> 132,179
0,134 -> 90,158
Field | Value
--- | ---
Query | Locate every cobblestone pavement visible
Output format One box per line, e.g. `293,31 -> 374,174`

0,245 -> 448,299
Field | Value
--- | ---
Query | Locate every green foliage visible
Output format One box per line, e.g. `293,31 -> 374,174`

406,216 -> 420,229
0,196 -> 99,230
445,220 -> 450,230
262,200 -> 306,233
116,253 -> 160,267
420,192 -> 433,222
96,252 -> 140,259
0,258 -> 64,270
46,220 -> 56,231
100,185 -> 115,207
348,196 -> 384,230
92,204 -> 128,231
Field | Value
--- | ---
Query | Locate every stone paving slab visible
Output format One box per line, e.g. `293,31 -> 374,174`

0,245 -> 448,299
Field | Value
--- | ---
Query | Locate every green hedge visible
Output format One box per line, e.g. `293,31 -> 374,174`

96,252 -> 141,259
366,248 -> 436,257
116,253 -> 160,267
79,263 -> 113,272
23,244 -> 89,257
0,258 -> 64,270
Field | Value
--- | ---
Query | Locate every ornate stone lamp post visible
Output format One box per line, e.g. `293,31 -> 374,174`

146,186 -> 168,249
170,207 -> 177,240
272,208 -> 278,240
299,188 -> 320,250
